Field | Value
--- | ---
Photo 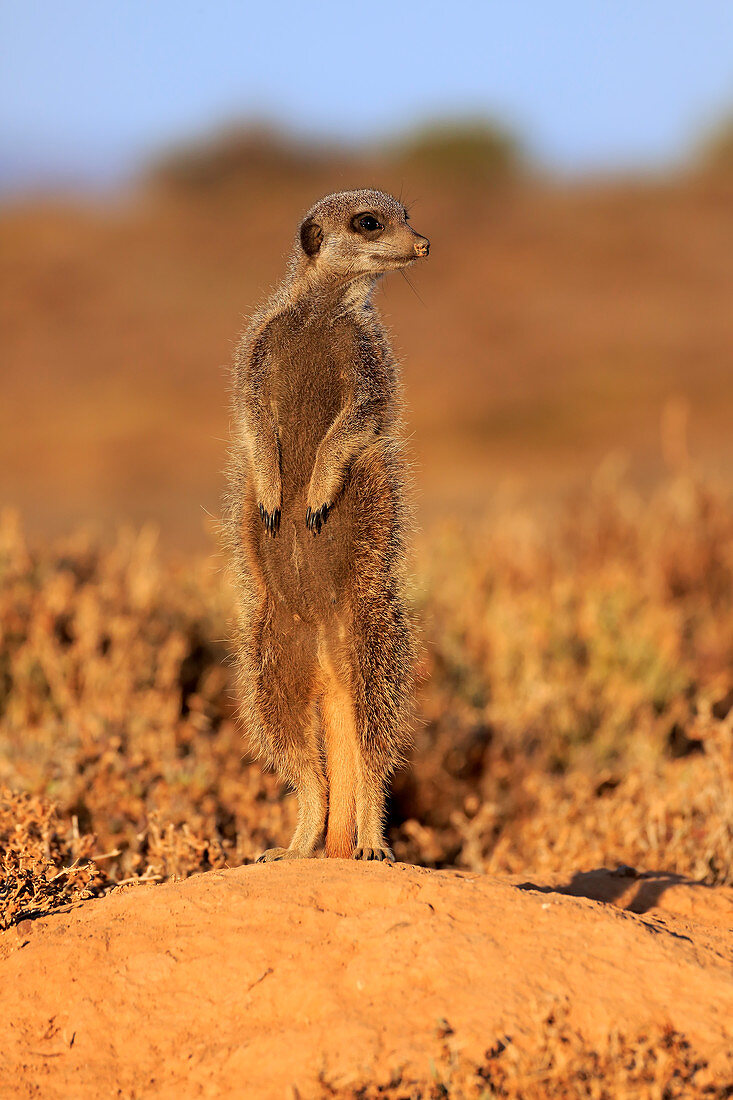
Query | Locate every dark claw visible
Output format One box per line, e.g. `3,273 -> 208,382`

306,502 -> 330,535
352,846 -> 394,862
258,503 -> 280,538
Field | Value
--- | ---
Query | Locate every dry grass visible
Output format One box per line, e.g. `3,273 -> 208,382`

0,790 -> 98,929
1,470 -> 731,926
401,469 -> 733,883
322,1012 -> 733,1098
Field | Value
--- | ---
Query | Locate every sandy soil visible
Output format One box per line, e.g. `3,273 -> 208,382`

1,861 -> 731,1097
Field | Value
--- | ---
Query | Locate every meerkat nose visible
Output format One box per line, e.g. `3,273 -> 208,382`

413,237 -> 430,257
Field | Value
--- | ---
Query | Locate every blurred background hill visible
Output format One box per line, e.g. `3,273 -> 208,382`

1,2 -> 732,546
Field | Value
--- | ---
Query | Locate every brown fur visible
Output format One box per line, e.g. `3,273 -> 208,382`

223,189 -> 429,861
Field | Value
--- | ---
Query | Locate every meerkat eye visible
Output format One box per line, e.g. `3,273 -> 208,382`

357,214 -> 382,232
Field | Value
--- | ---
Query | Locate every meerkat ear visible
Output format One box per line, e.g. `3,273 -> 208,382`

300,217 -> 323,257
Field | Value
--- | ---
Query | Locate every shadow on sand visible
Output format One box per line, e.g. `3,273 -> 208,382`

515,867 -> 714,915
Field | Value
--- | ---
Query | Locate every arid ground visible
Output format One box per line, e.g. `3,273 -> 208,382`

1,143 -> 732,1096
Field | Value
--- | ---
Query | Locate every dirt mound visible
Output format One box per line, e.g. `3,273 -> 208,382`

1,862 -> 731,1097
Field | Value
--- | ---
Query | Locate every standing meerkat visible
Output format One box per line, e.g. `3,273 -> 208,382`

224,189 -> 429,862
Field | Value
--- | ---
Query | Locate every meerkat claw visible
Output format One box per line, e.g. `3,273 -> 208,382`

256,846 -> 307,862
352,846 -> 394,863
306,503 -> 330,534
258,504 -> 280,537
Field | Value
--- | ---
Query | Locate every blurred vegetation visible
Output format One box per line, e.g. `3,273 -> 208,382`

148,122 -> 336,192
696,115 -> 733,174
325,1010 -> 731,1099
4,111 -> 733,553
147,115 -> 525,193
387,117 -> 524,182
1,472 -> 731,929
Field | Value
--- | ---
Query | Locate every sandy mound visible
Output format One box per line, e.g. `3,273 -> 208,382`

1,862 -> 731,1097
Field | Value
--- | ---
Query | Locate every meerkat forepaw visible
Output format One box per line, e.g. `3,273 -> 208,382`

305,503 -> 330,535
352,846 -> 394,863
258,502 -> 281,537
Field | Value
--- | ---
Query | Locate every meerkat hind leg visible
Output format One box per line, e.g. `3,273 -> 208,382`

256,661 -> 328,862
320,657 -> 359,858
353,762 -> 393,862
350,614 -> 404,863
257,752 -> 326,862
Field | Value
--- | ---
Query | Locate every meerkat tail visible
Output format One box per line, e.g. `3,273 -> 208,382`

320,665 -> 359,859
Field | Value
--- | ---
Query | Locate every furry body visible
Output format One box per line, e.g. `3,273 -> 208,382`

224,190 -> 428,860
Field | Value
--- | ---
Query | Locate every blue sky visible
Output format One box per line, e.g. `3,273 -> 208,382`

1,1 -> 732,190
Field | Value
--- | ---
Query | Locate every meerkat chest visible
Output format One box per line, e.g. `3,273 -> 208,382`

271,319 -> 355,432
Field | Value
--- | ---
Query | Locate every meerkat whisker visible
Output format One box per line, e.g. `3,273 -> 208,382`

399,267 -> 427,307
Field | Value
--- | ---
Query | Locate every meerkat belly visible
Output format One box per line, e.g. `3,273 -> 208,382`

260,326 -> 360,616
273,338 -> 345,499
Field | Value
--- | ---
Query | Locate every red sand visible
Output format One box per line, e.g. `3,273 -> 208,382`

1,861 -> 731,1097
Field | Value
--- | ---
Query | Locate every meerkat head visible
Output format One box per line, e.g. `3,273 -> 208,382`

297,189 -> 429,280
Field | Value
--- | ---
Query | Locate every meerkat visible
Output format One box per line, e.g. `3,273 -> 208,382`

224,189 -> 429,862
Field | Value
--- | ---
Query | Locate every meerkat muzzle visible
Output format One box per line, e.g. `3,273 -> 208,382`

413,237 -> 430,257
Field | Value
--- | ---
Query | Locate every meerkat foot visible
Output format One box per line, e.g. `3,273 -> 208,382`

305,503 -> 330,535
258,503 -> 281,537
352,846 -> 394,863
256,846 -> 310,863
